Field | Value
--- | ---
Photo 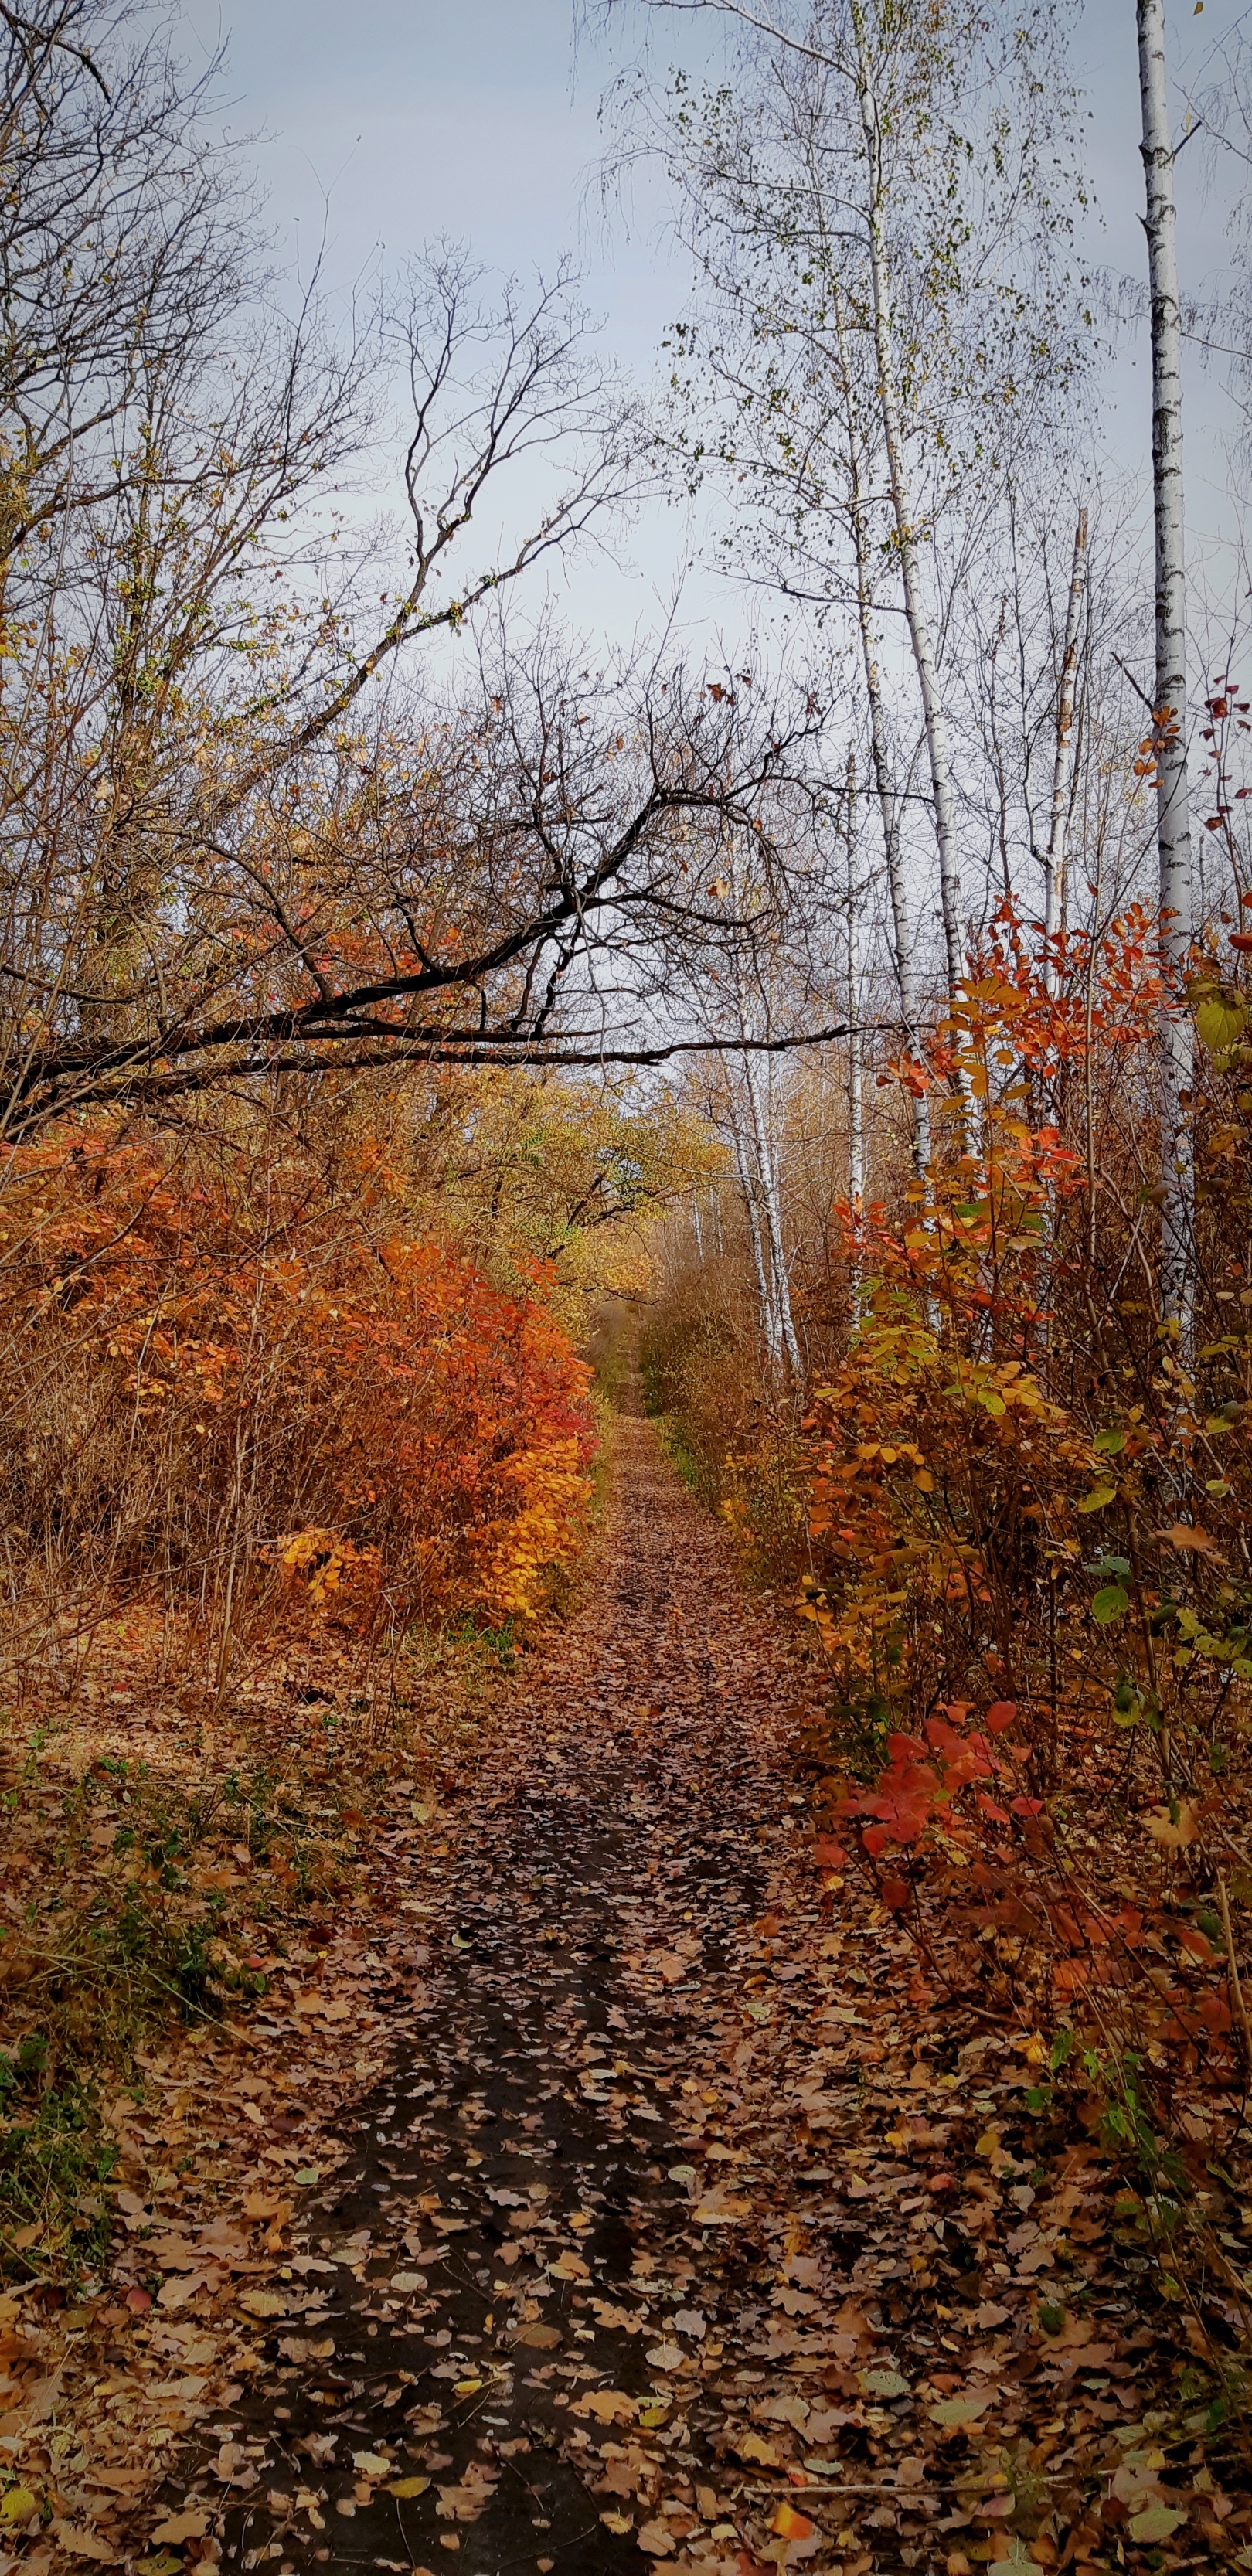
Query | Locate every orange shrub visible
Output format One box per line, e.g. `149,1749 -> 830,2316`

0,1121 -> 596,1638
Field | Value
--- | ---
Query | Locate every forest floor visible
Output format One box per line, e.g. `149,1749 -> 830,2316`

4,1421 -> 1250,2576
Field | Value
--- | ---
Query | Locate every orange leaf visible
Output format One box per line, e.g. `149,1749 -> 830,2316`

771,2503 -> 815,2540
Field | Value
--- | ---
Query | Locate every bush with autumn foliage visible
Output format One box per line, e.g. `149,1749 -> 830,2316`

645,898 -> 1252,2340
0,1105 -> 597,1680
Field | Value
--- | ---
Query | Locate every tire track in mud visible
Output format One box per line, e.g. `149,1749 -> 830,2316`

206,1421 -> 815,2576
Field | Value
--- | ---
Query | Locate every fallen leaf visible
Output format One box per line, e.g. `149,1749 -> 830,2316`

692,2192 -> 751,2225
771,2504 -> 814,2540
651,1952 -> 688,1984
575,2387 -> 638,2423
49,2523 -> 121,2563
1127,2503 -> 1187,2544
150,2512 -> 209,2545
930,2393 -> 993,2427
1142,1802 -> 1198,1848
734,2431 -> 782,2467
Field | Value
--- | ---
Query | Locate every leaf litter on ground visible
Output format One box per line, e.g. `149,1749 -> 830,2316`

0,1421 -> 1248,2574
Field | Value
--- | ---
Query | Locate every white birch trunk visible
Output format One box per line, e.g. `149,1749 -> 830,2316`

850,0 -> 965,1002
1043,507 -> 1087,992
832,279 -> 934,1192
743,1046 -> 802,1376
1137,0 -> 1194,1345
730,1104 -> 782,1373
845,747 -> 865,1222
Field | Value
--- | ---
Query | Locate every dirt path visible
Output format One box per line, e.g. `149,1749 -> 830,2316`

144,1422 -> 1246,2576
195,1418 -> 823,2576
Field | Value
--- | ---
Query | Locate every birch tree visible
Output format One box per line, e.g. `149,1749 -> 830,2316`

845,0 -> 962,997
1137,0 -> 1194,1345
604,0 -> 1090,1066
1043,509 -> 1089,990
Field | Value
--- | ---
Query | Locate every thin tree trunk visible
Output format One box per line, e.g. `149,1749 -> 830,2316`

743,1046 -> 801,1375
850,0 -> 965,1002
845,747 -> 865,1225
1137,0 -> 1194,1347
832,278 -> 934,1191
1043,508 -> 1088,992
731,1109 -> 781,1372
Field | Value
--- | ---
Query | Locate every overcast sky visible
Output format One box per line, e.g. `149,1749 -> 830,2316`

176,0 -> 1252,650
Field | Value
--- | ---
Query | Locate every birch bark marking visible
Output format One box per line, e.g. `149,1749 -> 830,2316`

832,276 -> 934,1191
1137,0 -> 1194,1343
743,1045 -> 801,1376
1043,508 -> 1088,992
845,747 -> 866,1227
850,0 -> 965,1002
729,1082 -> 782,1373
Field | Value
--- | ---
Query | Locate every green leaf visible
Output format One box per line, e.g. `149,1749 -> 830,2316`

1050,2027 -> 1075,2071
929,2393 -> 992,2426
1196,993 -> 1246,1053
860,2367 -> 910,2398
1128,2503 -> 1186,2544
1094,1429 -> 1126,1455
1092,1584 -> 1130,1624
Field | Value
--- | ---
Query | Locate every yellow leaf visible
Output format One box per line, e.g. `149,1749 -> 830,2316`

1,2489 -> 36,2523
386,2477 -> 430,2499
735,2431 -> 782,2466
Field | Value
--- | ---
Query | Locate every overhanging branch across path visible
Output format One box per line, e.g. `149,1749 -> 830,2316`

2,1018 -> 868,1132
